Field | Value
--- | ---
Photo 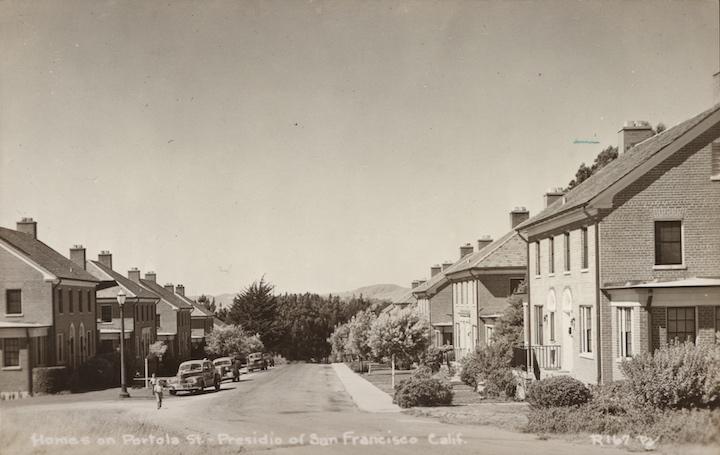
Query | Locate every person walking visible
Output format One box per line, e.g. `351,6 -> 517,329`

151,373 -> 163,409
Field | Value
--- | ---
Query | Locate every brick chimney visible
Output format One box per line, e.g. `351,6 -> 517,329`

411,280 -> 421,289
441,261 -> 453,271
164,283 -> 174,293
145,271 -> 157,283
16,217 -> 37,239
69,245 -> 86,270
430,264 -> 442,277
176,284 -> 185,296
459,243 -> 474,258
128,267 -> 141,282
544,188 -> 565,208
619,121 -> 653,154
477,235 -> 493,251
510,207 -> 530,228
98,250 -> 113,269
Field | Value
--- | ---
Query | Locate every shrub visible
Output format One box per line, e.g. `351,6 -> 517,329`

347,360 -> 368,373
460,342 -> 518,397
33,367 -> 69,394
77,356 -> 115,390
393,375 -> 453,408
620,341 -> 720,409
420,347 -> 444,373
526,376 -> 591,408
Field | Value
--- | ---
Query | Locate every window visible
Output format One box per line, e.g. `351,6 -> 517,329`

549,311 -> 556,342
534,306 -> 544,344
617,307 -> 633,358
581,227 -> 589,269
6,289 -> 22,315
57,289 -> 63,313
2,338 -> 20,367
56,333 -> 64,363
485,325 -> 495,345
156,314 -> 161,328
87,330 -> 92,356
68,289 -> 74,313
563,232 -> 570,271
87,291 -> 92,313
510,278 -> 524,295
580,306 -> 592,353
712,142 -> 720,180
655,221 -> 683,265
548,237 -> 555,274
534,241 -> 541,275
100,305 -> 112,323
667,307 -> 695,343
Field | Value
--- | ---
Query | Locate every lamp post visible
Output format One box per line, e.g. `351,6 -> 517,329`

117,289 -> 130,398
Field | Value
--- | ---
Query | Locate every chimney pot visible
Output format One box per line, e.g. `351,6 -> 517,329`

128,267 -> 141,282
618,121 -> 654,154
544,188 -> 565,208
144,271 -> 157,283
164,283 -> 174,293
477,235 -> 493,251
459,243 -> 474,258
411,280 -> 421,289
175,284 -> 185,296
69,245 -> 86,270
441,261 -> 453,271
430,264 -> 442,277
510,207 -> 530,228
98,250 -> 113,269
16,217 -> 38,239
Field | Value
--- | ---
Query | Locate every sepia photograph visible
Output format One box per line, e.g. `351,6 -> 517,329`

1,1 -> 719,454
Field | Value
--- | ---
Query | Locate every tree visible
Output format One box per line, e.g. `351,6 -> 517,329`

197,294 -> 217,313
228,278 -> 281,351
204,325 -> 264,359
566,145 -> 618,190
367,308 -> 432,387
654,122 -> 666,134
493,289 -> 526,347
344,310 -> 376,360
329,323 -> 351,362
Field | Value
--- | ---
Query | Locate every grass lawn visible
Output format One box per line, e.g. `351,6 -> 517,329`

359,367 -> 528,430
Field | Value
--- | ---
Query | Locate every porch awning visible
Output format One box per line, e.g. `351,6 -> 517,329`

602,277 -> 720,290
0,321 -> 50,338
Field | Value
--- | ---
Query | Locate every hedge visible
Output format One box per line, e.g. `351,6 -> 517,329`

33,366 -> 69,394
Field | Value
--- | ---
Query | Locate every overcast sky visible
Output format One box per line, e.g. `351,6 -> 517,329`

1,0 -> 717,296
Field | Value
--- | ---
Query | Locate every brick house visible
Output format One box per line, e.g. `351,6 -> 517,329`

516,104 -> 720,384
413,261 -> 455,349
444,209 -> 529,360
173,285 -> 215,357
134,272 -> 194,362
0,219 -> 99,396
85,251 -> 159,372
380,286 -> 417,318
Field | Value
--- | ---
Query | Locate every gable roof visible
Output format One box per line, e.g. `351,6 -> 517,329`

139,279 -> 194,310
0,227 -> 99,282
392,289 -> 417,305
413,231 -> 525,297
87,261 -> 158,299
517,103 -> 720,231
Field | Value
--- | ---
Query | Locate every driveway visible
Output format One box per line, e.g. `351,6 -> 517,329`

1,363 -> 633,454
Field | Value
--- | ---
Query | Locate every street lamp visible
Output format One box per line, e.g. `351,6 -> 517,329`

117,289 -> 130,398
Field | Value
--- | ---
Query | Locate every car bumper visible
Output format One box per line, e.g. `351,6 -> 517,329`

169,383 -> 200,391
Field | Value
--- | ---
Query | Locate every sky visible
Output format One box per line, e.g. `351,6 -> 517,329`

1,0 -> 717,296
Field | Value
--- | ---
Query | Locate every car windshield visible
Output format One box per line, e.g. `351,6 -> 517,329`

179,363 -> 202,371
215,360 -> 230,366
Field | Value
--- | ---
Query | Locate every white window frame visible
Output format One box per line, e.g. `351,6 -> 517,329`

485,324 -> 495,345
579,306 -> 592,354
2,338 -> 21,369
653,219 -> 686,270
617,307 -> 633,359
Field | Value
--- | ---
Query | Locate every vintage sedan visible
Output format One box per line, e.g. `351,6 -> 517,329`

168,359 -> 221,395
213,357 -> 237,381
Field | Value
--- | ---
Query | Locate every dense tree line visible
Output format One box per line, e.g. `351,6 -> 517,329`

226,278 -> 377,361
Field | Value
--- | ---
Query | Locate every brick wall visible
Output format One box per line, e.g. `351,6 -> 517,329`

429,285 -> 452,325
53,283 -> 97,369
650,307 -> 667,350
697,306 -> 717,345
0,246 -> 54,325
0,339 -> 30,392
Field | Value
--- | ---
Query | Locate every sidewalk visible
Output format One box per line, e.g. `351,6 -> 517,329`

331,362 -> 400,413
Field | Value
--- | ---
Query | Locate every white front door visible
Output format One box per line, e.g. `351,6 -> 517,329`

562,311 -> 573,372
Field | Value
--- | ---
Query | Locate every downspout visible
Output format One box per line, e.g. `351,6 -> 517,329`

645,290 -> 653,353
51,280 -> 60,366
26,327 -> 33,396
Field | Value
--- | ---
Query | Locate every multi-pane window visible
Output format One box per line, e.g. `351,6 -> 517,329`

534,306 -> 544,344
655,221 -> 683,265
56,333 -> 64,363
563,232 -> 570,271
534,241 -> 541,276
156,314 -> 161,328
87,291 -> 92,313
581,227 -> 589,269
58,289 -> 63,313
667,307 -> 695,343
87,330 -> 92,355
580,306 -> 592,353
100,305 -> 112,323
3,338 -> 20,367
6,289 -> 22,315
617,307 -> 633,358
548,237 -> 555,274
485,325 -> 495,345
548,311 -> 556,342
68,289 -> 74,313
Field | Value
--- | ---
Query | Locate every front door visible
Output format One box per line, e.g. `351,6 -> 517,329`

562,311 -> 573,372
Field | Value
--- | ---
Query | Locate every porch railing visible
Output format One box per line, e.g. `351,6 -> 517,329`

529,345 -> 562,370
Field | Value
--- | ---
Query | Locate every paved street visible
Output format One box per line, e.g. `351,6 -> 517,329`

1,363 -> 637,455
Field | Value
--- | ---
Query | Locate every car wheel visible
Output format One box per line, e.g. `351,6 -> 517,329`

169,390 -> 177,396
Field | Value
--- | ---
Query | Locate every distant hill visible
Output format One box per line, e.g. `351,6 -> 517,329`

194,284 -> 410,309
329,284 -> 410,303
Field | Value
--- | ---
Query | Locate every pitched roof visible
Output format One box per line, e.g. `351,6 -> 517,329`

139,279 -> 194,310
87,261 -> 158,299
392,289 -> 416,305
517,104 -> 720,230
0,227 -> 99,282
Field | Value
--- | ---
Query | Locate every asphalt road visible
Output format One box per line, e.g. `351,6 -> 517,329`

2,363 -> 635,454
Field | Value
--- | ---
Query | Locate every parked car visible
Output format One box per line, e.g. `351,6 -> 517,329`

263,353 -> 275,368
213,357 -> 235,381
246,352 -> 267,372
168,359 -> 221,395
